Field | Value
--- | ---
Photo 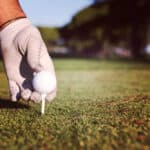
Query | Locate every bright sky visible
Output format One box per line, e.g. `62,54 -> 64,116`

20,0 -> 93,27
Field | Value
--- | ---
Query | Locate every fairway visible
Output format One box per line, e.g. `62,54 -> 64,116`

0,59 -> 150,149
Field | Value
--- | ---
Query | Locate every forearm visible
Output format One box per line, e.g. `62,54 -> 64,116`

0,0 -> 26,27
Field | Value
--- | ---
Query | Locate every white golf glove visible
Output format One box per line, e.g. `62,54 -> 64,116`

0,18 -> 56,103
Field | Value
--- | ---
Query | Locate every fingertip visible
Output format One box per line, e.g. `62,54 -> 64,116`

21,89 -> 32,101
30,91 -> 41,103
9,80 -> 20,102
11,96 -> 18,102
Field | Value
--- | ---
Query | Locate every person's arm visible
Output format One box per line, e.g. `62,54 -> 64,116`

0,0 -> 26,27
0,0 -> 57,102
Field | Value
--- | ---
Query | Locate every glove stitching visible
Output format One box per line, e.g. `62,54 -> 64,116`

37,42 -> 42,71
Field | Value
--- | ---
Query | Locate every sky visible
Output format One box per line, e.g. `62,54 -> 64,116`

20,0 -> 93,27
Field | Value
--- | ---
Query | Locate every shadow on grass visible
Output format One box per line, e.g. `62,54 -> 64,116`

0,98 -> 30,109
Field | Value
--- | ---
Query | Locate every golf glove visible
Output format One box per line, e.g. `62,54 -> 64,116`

0,18 -> 56,103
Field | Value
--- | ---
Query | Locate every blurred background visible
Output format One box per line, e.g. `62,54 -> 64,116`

19,0 -> 150,60
1,0 -> 150,59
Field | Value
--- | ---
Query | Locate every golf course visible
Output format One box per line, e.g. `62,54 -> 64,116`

0,58 -> 150,149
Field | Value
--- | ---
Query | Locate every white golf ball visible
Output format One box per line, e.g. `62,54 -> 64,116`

32,71 -> 56,94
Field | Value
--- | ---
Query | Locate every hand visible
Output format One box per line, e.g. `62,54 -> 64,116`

0,18 -> 57,103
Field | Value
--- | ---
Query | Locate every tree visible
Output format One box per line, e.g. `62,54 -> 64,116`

60,0 -> 150,57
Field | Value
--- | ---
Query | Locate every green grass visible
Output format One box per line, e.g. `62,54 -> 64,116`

0,58 -> 150,150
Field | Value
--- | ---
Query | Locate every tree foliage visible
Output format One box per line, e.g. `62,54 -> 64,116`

60,0 -> 150,57
38,27 -> 60,45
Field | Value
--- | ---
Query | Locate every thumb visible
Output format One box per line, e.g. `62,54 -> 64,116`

8,80 -> 20,102
46,91 -> 56,102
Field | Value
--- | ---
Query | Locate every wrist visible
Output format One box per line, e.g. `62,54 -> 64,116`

0,0 -> 26,30
0,18 -> 32,40
0,16 -> 26,31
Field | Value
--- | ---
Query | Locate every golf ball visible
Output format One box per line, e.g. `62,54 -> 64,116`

32,71 -> 56,94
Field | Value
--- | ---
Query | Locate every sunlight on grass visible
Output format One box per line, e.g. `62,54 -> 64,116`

0,59 -> 150,149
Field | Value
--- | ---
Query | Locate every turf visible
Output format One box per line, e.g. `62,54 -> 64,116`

0,58 -> 150,150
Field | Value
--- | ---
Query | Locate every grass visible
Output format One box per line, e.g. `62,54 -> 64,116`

0,58 -> 150,150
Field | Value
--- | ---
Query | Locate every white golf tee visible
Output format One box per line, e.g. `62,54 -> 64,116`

41,94 -> 46,114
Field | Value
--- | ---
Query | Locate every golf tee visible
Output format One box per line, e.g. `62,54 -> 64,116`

41,94 -> 46,114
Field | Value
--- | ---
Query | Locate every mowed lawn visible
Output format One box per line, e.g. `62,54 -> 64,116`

0,58 -> 150,150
